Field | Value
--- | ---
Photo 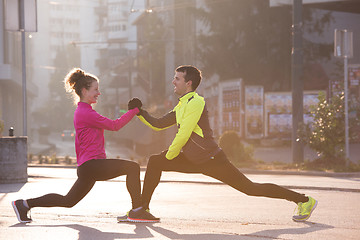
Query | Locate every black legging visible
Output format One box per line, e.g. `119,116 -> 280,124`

141,150 -> 308,209
27,159 -> 141,209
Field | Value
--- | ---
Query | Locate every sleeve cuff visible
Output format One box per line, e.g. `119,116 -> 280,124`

166,150 -> 179,160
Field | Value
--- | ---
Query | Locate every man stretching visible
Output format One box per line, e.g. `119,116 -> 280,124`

127,65 -> 317,222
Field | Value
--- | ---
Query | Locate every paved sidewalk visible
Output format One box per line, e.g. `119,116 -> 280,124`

1,167 -> 360,240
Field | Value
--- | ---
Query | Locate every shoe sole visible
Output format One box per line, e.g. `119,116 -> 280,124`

127,217 -> 160,223
11,201 -> 32,223
117,218 -> 130,222
292,200 -> 318,222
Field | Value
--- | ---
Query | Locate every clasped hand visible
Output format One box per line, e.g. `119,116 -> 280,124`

128,98 -> 142,115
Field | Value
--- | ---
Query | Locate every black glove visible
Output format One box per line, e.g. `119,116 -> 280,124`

128,98 -> 143,115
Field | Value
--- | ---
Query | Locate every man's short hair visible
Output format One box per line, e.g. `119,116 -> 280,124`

175,65 -> 202,91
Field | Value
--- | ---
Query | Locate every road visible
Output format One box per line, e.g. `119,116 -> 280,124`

1,167 -> 360,240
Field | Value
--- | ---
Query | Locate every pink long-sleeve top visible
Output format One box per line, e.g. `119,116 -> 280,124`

74,102 -> 139,166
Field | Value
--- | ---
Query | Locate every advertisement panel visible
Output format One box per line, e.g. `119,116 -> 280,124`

349,64 -> 360,102
220,80 -> 243,136
264,91 -> 323,138
245,86 -> 264,139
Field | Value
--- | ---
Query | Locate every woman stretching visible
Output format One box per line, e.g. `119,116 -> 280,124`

12,68 -> 159,223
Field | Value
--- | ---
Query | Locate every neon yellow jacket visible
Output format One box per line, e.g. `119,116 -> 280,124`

138,92 -> 220,163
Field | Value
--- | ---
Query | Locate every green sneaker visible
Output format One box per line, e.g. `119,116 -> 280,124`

292,196 -> 318,222
117,211 -> 129,222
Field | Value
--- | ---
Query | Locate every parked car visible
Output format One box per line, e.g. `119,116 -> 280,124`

61,130 -> 75,141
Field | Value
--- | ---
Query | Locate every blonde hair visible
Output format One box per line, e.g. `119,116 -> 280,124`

64,68 -> 98,103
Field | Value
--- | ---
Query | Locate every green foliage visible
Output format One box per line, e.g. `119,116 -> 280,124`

218,131 -> 254,167
195,1 -> 333,91
49,153 -> 59,164
136,12 -> 166,105
299,91 -> 360,165
33,45 -> 80,132
28,154 -> 34,163
300,91 -> 345,161
65,155 -> 73,165
38,154 -> 44,164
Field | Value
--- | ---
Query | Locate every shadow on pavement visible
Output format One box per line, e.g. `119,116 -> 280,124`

67,224 -> 155,240
245,222 -> 334,239
10,223 -> 155,240
147,222 -> 334,240
9,221 -> 334,240
0,183 -> 26,193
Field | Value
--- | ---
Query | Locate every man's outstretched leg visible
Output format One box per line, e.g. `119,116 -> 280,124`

202,151 -> 317,222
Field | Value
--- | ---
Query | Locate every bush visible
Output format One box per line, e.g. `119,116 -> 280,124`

49,153 -> 59,164
65,155 -> 73,165
218,131 -> 254,167
38,154 -> 44,164
299,91 -> 360,166
28,154 -> 34,163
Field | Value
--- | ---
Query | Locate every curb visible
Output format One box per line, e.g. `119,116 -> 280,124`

28,164 -> 360,178
237,168 -> 360,178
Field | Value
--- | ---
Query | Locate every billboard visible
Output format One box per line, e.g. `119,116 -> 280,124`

245,86 -> 264,139
264,91 -> 323,138
219,80 -> 243,136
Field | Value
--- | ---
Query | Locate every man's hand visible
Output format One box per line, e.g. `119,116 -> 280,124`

128,98 -> 143,115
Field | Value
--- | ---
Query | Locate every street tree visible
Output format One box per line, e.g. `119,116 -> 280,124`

196,0 -> 333,91
37,45 -> 80,132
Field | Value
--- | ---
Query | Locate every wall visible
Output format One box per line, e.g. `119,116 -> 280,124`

0,137 -> 28,183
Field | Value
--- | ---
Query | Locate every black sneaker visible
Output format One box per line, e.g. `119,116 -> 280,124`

12,200 -> 32,223
127,208 -> 160,223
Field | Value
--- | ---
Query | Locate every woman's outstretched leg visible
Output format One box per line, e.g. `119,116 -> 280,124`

12,175 -> 95,223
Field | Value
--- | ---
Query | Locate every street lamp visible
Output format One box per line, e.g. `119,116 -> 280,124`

334,29 -> 353,165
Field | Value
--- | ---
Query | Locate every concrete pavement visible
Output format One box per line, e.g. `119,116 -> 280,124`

1,167 -> 360,240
